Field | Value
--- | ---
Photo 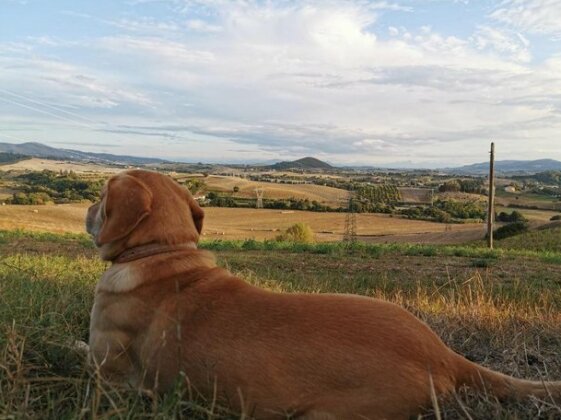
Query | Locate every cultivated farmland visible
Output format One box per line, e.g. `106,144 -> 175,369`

0,203 -> 488,244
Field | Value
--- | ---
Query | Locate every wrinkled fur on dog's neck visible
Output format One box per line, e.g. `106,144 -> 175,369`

113,242 -> 198,264
96,248 -> 217,293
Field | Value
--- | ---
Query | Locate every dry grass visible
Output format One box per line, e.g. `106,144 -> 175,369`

1,231 -> 561,418
0,204 -> 486,244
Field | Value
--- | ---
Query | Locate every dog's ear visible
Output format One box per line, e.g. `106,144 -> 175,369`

187,194 -> 204,235
97,174 -> 153,245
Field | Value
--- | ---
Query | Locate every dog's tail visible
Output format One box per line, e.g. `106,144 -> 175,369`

455,354 -> 561,400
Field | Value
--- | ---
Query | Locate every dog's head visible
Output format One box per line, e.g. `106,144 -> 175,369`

86,170 -> 204,261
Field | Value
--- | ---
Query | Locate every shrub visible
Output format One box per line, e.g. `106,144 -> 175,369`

493,221 -> 529,240
276,223 -> 315,243
471,258 -> 493,268
551,215 -> 561,221
497,210 -> 528,223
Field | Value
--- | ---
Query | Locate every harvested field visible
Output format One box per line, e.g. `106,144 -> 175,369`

202,208 -> 485,243
0,204 -> 486,244
0,158 -> 121,173
0,203 -> 88,233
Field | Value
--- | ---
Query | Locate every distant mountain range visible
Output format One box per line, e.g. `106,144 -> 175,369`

0,142 -> 167,165
448,159 -> 561,175
1,141 -> 560,174
267,157 -> 333,170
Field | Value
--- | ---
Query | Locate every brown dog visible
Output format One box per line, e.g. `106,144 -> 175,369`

86,169 -> 561,419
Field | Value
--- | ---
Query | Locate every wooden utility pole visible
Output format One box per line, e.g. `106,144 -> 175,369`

487,142 -> 495,249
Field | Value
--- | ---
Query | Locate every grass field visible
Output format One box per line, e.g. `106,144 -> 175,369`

2,230 -> 561,418
495,225 -> 561,253
0,203 -> 489,244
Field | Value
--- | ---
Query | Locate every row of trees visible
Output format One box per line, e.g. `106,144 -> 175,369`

205,192 -> 337,212
438,179 -> 484,193
0,152 -> 28,164
400,199 -> 486,223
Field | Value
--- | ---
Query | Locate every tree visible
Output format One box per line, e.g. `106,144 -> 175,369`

276,223 -> 315,243
439,180 -> 461,192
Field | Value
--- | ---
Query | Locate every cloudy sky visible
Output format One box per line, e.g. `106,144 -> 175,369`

1,0 -> 560,167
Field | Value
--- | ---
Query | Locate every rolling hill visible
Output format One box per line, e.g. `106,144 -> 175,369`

268,157 -> 333,170
0,142 -> 167,165
449,159 -> 561,175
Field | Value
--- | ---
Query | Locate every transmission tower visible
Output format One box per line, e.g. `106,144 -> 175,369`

343,194 -> 357,243
255,187 -> 264,209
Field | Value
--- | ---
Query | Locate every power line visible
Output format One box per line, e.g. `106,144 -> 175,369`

0,88 -> 103,126
0,95 -> 95,129
0,89 -> 198,153
0,91 -> 152,147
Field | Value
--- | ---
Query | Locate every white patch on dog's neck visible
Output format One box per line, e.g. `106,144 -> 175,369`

97,264 -> 140,293
95,250 -> 216,294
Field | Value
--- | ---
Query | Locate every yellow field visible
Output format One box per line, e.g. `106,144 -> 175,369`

0,203 -> 486,244
204,175 -> 350,207
0,203 -> 88,233
0,158 -> 121,173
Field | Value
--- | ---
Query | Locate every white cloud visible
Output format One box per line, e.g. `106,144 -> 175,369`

2,0 -> 561,164
490,0 -> 561,38
185,19 -> 222,32
471,26 -> 531,62
107,17 -> 181,33
388,26 -> 399,36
